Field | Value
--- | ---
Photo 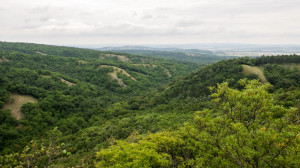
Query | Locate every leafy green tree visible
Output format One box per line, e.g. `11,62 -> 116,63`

195,79 -> 299,167
0,127 -> 71,167
95,134 -> 172,168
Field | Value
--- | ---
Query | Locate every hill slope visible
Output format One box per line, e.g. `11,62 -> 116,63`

0,43 -> 299,167
242,64 -> 268,83
0,41 -> 200,157
98,46 -> 232,64
0,42 -> 200,95
55,55 -> 300,166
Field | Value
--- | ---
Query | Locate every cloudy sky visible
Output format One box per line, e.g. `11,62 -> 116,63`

1,0 -> 300,45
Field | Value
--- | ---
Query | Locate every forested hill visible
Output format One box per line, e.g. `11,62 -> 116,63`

0,41 -> 199,164
98,47 -> 232,64
92,55 -> 299,167
151,55 -> 300,102
0,41 -> 200,96
116,55 -> 300,132
0,42 -> 299,168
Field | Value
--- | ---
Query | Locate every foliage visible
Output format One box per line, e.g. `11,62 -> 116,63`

96,80 -> 300,167
0,127 -> 71,167
255,54 -> 300,65
1,42 -> 300,167
96,137 -> 172,168
103,49 -> 232,64
195,79 -> 299,167
262,63 -> 300,90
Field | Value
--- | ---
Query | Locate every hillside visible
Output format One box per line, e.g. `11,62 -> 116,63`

0,42 -> 200,95
89,55 -> 299,167
98,46 -> 233,64
0,42 -> 200,162
242,64 -> 268,83
0,43 -> 299,167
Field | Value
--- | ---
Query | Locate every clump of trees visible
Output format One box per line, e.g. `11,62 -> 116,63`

95,80 -> 299,167
0,127 -> 71,167
255,55 -> 300,65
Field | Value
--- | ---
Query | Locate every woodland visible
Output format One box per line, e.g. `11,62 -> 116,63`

0,42 -> 299,167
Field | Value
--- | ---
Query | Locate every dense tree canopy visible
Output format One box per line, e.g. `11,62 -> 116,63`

0,42 -> 299,167
95,80 -> 299,168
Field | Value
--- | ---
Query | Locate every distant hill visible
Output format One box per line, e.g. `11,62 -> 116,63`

97,46 -> 233,64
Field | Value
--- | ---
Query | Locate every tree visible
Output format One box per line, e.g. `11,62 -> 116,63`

95,133 -> 172,168
0,127 -> 71,168
195,79 -> 299,167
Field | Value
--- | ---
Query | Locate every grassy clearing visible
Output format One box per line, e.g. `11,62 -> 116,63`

99,65 -> 137,81
110,72 -> 127,88
41,75 -> 75,86
98,65 -> 137,88
104,54 -> 130,62
162,67 -> 171,77
2,93 -> 38,120
61,78 -> 75,86
36,51 -> 47,55
0,58 -> 10,62
78,60 -> 88,64
242,65 -> 268,83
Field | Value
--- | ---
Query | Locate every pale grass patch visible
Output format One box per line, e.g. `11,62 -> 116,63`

242,65 -> 267,83
103,54 -> 130,62
2,93 -> 38,120
60,78 -> 75,86
98,65 -> 137,88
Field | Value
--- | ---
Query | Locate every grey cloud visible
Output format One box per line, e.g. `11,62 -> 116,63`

175,19 -> 203,27
141,14 -> 153,20
0,7 -> 7,11
31,6 -> 51,14
1,0 -> 300,45
40,17 -> 51,22
77,12 -> 95,16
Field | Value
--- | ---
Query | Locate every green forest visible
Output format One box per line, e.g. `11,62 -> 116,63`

98,48 -> 232,64
0,42 -> 299,167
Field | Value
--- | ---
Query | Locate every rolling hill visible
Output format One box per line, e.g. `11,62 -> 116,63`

98,46 -> 233,64
0,42 -> 299,167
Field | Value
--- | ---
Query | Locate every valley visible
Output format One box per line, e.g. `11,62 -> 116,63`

0,42 -> 299,167
2,0 -> 300,167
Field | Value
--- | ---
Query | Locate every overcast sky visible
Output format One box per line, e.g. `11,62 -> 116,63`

1,0 -> 300,45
